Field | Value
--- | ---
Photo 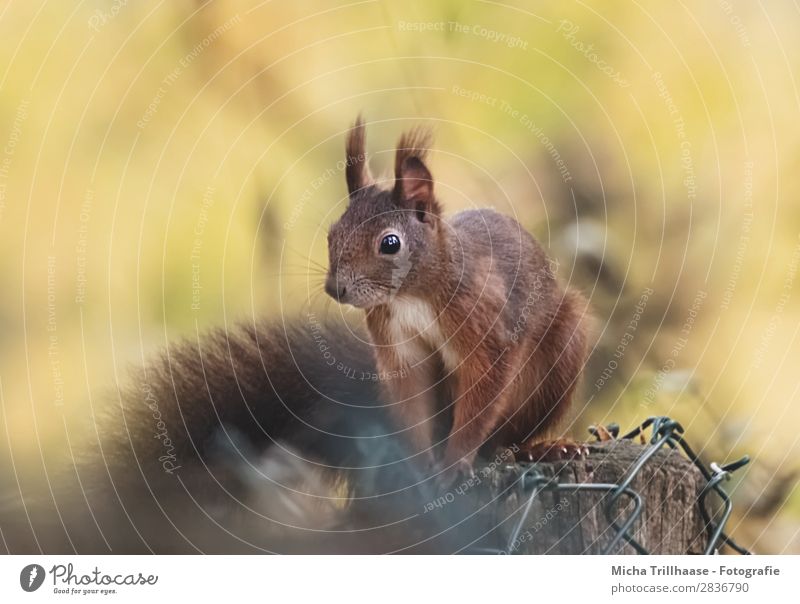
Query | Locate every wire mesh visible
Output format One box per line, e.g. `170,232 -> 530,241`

496,416 -> 751,555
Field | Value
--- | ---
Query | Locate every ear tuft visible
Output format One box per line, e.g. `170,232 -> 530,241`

393,126 -> 440,221
394,126 -> 433,177
345,114 -> 372,196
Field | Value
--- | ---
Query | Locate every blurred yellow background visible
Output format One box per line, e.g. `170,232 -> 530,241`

1,0 -> 798,552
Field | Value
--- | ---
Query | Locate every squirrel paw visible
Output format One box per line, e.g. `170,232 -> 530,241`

515,438 -> 589,463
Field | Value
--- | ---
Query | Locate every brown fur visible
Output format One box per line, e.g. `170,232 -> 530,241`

0,320 -> 448,553
327,118 -> 590,478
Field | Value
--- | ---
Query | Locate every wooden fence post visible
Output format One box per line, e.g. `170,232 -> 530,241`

473,439 -> 708,554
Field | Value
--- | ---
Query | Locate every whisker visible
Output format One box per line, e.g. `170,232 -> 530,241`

284,245 -> 329,272
282,261 -> 328,273
268,271 -> 326,278
278,264 -> 327,275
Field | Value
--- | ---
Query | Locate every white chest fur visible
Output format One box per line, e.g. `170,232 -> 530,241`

387,298 -> 459,371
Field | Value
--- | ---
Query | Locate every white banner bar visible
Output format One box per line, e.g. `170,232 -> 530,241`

0,555 -> 795,602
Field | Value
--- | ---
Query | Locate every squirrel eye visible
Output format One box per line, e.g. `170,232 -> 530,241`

379,234 -> 401,255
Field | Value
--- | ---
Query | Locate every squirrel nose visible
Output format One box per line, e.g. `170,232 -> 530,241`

325,275 -> 347,301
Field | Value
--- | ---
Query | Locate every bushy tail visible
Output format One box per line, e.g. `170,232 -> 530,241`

1,318 -> 479,553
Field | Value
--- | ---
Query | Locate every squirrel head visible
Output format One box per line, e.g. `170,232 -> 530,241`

325,117 -> 444,309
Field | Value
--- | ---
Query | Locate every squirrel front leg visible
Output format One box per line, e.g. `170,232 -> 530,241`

380,351 -> 441,468
440,351 -> 512,475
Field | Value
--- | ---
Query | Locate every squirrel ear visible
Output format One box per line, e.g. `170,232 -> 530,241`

396,156 -> 433,205
393,127 -> 439,222
345,114 -> 372,197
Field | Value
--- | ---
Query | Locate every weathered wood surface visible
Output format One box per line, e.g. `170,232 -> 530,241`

472,440 -> 707,554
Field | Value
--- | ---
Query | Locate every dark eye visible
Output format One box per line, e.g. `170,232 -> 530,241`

379,234 -> 401,255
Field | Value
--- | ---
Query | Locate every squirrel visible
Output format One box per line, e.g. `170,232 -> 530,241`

325,117 -> 589,482
1,118 -> 588,554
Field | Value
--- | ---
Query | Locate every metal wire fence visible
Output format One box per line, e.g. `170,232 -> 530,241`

497,416 -> 751,555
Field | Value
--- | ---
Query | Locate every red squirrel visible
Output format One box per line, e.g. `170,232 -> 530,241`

2,120 -> 589,554
325,117 -> 589,480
